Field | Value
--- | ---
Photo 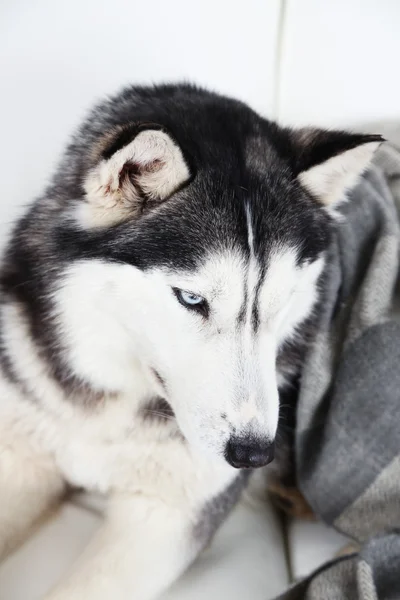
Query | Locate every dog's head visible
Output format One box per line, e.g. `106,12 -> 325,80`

13,87 -> 382,468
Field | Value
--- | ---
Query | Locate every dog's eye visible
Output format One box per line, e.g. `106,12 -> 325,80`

173,288 -> 209,317
178,290 -> 203,305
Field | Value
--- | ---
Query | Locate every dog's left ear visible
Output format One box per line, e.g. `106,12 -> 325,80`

290,129 -> 384,208
81,126 -> 190,227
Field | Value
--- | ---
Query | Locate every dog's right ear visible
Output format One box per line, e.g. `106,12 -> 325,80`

80,126 -> 190,227
288,128 -> 384,211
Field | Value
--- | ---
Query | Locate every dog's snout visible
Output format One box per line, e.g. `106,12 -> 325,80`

225,436 -> 275,469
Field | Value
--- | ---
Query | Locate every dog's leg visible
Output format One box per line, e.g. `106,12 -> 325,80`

0,428 -> 65,560
43,492 -> 206,600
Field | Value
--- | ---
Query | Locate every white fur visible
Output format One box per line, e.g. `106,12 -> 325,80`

299,141 -> 380,208
43,495 -> 202,600
258,249 -> 325,342
0,410 -> 64,562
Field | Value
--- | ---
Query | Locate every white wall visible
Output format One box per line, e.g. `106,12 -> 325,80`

278,0 -> 400,128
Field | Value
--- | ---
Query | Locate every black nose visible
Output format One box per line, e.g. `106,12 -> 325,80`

225,437 -> 275,469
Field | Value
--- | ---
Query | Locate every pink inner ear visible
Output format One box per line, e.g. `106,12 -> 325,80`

119,158 -> 165,187
117,158 -> 168,204
119,161 -> 140,185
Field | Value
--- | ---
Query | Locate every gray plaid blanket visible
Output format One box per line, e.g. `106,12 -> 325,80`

277,130 -> 400,600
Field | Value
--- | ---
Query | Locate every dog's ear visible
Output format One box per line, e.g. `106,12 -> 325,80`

289,128 -> 384,209
81,126 -> 190,227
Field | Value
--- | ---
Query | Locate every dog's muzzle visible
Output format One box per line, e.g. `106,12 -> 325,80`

225,436 -> 275,469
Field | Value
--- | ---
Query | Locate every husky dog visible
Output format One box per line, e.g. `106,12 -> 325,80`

0,84 -> 381,599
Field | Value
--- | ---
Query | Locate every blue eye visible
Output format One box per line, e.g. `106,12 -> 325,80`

179,290 -> 203,305
173,288 -> 209,317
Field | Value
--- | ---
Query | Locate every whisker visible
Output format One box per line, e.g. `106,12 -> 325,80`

144,409 -> 176,422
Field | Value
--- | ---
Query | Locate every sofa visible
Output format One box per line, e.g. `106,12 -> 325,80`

1,1 -> 399,598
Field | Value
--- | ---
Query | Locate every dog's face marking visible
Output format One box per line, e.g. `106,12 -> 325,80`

148,246 -> 324,458
2,85 -> 382,467
243,203 -> 261,331
55,230 -> 323,462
